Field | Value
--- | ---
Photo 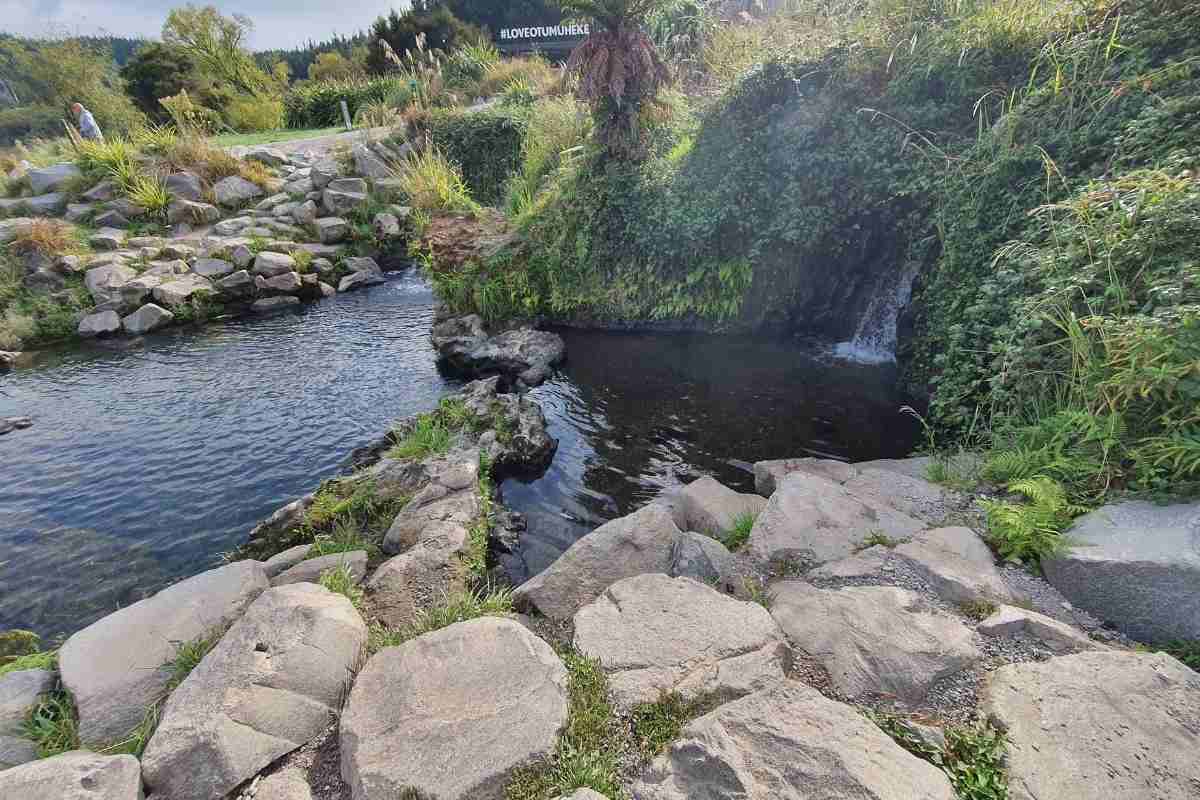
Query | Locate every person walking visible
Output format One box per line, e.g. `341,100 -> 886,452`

71,103 -> 104,142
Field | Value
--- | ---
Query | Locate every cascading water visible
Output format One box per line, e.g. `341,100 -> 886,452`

834,260 -> 921,363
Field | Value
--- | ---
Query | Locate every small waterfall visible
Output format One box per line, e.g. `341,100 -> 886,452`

834,261 -> 921,363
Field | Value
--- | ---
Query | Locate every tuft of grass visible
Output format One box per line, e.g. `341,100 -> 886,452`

958,599 -> 999,622
464,451 -> 495,582
855,530 -> 907,551
630,692 -> 720,761
872,712 -> 1009,800
0,649 -> 56,677
292,248 -> 314,273
742,577 -> 773,610
720,511 -> 755,551
506,649 -> 622,800
23,690 -> 80,758
307,519 -> 372,559
319,560 -> 365,610
126,174 -> 171,221
369,585 -> 514,652
238,159 -> 275,190
396,146 -> 479,216
389,415 -> 454,461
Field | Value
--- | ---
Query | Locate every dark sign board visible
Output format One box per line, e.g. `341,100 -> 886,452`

495,22 -> 590,55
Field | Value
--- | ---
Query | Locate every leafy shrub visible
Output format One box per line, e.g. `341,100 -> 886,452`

442,41 -> 500,88
397,146 -> 479,215
426,106 -> 530,204
505,96 -> 590,217
284,77 -> 404,128
225,92 -> 286,132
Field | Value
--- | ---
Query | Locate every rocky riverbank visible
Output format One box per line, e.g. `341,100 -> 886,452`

0,139 -> 412,357
2,379 -> 1197,798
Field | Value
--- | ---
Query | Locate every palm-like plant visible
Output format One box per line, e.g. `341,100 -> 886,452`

558,0 -> 672,158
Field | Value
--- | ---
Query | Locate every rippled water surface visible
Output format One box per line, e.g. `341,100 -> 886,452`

2,277 -> 918,638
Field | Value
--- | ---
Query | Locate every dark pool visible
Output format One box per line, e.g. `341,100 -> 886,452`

0,278 -> 918,639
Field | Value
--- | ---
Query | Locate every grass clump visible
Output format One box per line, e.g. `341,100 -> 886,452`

720,511 -> 755,551
396,146 -> 479,216
855,530 -> 907,551
0,649 -> 56,677
319,561 -> 365,611
389,415 -> 454,460
463,451 -> 495,581
958,599 -> 999,622
629,691 -> 720,761
506,650 -> 622,800
369,585 -> 515,652
23,690 -> 80,758
307,520 -> 373,559
872,712 -> 1008,800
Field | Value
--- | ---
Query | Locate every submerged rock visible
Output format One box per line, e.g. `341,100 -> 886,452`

59,560 -> 268,746
340,617 -> 569,800
982,651 -> 1200,800
431,314 -> 565,388
1043,500 -> 1200,643
141,583 -> 366,800
574,574 -> 787,708
630,681 -> 957,800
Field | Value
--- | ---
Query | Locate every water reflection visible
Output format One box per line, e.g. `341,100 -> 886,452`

499,329 -> 919,582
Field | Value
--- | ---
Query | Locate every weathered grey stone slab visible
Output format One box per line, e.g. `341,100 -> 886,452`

977,605 -> 1104,654
271,551 -> 368,586
0,750 -> 142,799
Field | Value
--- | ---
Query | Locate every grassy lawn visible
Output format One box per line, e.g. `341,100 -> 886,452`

209,126 -> 348,147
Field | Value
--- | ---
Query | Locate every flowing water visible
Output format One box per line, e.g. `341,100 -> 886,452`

835,261 -> 922,364
1,274 -> 918,639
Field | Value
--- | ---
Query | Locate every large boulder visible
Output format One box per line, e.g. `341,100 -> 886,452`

668,531 -> 734,584
84,263 -> 137,306
27,163 -> 80,194
253,251 -> 297,277
167,199 -> 220,225
1043,500 -> 1200,643
164,171 -> 203,202
631,681 -> 957,800
152,274 -> 213,307
515,503 -> 684,620
315,216 -> 349,244
59,560 -> 268,746
747,471 -> 925,567
258,271 -> 303,295
382,487 -> 479,554
121,303 -> 174,335
982,651 -> 1200,800
213,175 -> 264,208
368,521 -> 471,629
141,583 -> 367,800
770,582 -> 980,703
352,143 -> 392,179
243,146 -> 288,167
0,668 -> 55,770
310,158 -> 342,189
676,476 -> 766,537
191,257 -> 234,279
0,751 -> 142,799
322,178 -> 368,215
893,526 -> 1018,604
26,193 -> 68,216
340,617 -> 569,800
271,551 -> 368,586
574,574 -> 787,708
216,269 -> 255,299
338,270 -> 385,293
78,310 -> 122,338
431,315 -> 565,387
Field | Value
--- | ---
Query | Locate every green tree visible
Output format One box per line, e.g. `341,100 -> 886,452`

366,5 -> 484,74
162,5 -> 270,94
557,0 -> 671,158
307,51 -> 363,82
120,42 -> 197,119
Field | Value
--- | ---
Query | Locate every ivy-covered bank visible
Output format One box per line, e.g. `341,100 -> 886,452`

412,0 -> 1200,514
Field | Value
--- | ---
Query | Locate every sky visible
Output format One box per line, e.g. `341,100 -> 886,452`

0,0 -> 393,50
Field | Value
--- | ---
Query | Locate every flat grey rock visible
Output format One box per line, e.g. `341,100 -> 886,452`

382,488 -> 479,554
78,309 -> 121,338
982,651 -> 1200,800
217,269 -> 255,299
85,263 -> 136,306
253,251 -> 297,277
152,275 -> 213,307
514,503 -> 684,621
668,530 -> 734,584
676,475 -> 766,537
807,544 -> 892,578
141,583 -> 366,800
977,605 -> 1104,654
191,258 -> 234,279
121,303 -> 174,335
252,296 -> 301,313
213,175 -> 265,208
256,767 -> 314,800
630,681 -> 957,800
0,750 -> 142,799
0,733 -> 39,771
271,551 -> 368,586
164,172 -> 202,202
340,617 -> 569,800
894,526 -> 1017,604
574,574 -> 787,708
748,471 -> 925,568
59,560 -> 268,746
262,544 -> 313,578
27,163 -> 80,194
754,456 -> 857,495
315,217 -> 349,244
770,582 -> 980,703
0,668 -> 54,735
337,270 -> 385,292
1043,500 -> 1200,643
